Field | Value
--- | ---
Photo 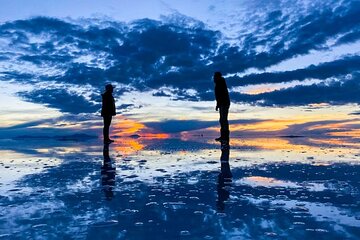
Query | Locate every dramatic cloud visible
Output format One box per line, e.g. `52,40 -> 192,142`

19,88 -> 100,114
228,56 -> 360,86
231,73 -> 360,106
0,0 -> 359,114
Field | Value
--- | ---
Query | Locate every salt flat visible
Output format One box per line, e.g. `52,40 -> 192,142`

0,136 -> 359,239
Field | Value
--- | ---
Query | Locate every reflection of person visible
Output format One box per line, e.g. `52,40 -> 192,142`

214,72 -> 230,143
101,144 -> 116,200
101,84 -> 116,144
216,147 -> 232,212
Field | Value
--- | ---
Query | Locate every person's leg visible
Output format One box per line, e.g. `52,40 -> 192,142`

103,116 -> 112,142
103,116 -> 109,142
219,106 -> 229,141
215,108 -> 223,141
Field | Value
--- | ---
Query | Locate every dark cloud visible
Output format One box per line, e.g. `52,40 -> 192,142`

0,1 -> 359,113
18,88 -> 100,114
0,17 -> 77,34
231,73 -> 360,106
283,0 -> 360,52
116,103 -> 137,113
211,0 -> 360,72
19,54 -> 73,65
1,71 -> 36,82
2,119 -> 55,130
336,30 -> 360,45
228,56 -> 360,86
152,90 -> 172,97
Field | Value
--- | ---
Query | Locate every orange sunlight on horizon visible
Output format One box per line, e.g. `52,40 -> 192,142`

185,118 -> 315,137
112,116 -> 170,138
106,114 -> 359,155
111,116 -> 169,155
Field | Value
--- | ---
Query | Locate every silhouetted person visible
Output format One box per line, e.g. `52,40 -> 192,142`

216,147 -> 232,212
101,84 -> 116,144
101,144 -> 116,200
214,72 -> 230,143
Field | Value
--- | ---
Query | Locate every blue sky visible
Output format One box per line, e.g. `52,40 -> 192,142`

0,0 -> 359,142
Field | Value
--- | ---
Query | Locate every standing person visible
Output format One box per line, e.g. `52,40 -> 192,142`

214,72 -> 230,143
101,84 -> 116,144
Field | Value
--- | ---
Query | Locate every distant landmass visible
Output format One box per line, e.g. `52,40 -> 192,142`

129,134 -> 141,138
13,134 -> 97,141
279,135 -> 305,138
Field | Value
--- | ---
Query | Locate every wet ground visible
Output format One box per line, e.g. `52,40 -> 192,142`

0,137 -> 359,239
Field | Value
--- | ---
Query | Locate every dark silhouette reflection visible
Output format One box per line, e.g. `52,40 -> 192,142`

214,72 -> 230,143
101,144 -> 116,200
216,146 -> 232,212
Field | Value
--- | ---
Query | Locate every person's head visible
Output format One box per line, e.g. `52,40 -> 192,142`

214,72 -> 222,83
105,84 -> 114,93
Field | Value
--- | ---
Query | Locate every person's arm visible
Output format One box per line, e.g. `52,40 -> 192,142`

215,82 -> 225,110
215,86 -> 219,111
112,96 -> 116,116
102,94 -> 112,115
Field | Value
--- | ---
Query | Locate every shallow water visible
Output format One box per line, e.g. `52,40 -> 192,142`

0,137 -> 359,239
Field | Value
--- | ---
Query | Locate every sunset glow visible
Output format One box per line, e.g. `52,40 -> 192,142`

112,117 -> 170,138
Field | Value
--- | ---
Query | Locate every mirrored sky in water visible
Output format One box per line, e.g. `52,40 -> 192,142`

0,138 -> 359,239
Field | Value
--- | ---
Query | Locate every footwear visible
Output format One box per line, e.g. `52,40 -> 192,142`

104,139 -> 115,144
215,137 -> 223,142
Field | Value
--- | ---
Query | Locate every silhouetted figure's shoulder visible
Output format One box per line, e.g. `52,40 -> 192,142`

215,77 -> 230,106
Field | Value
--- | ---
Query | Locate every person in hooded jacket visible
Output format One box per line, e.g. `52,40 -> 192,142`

101,84 -> 116,144
214,72 -> 230,143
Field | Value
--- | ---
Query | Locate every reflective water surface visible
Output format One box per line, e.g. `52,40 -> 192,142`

0,137 -> 359,239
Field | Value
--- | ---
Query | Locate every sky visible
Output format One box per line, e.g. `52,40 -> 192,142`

0,0 -> 359,146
